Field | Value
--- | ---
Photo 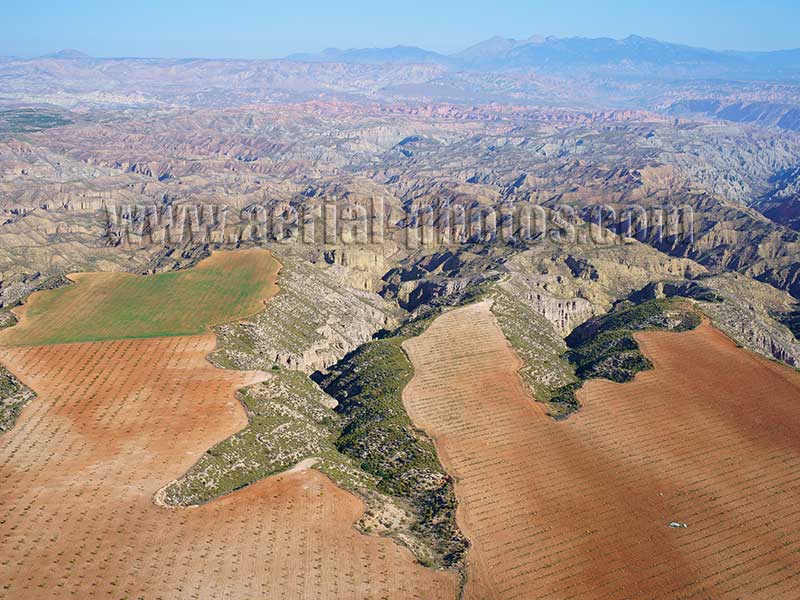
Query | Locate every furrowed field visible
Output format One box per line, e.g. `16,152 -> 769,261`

0,335 -> 455,598
0,249 -> 457,599
403,301 -> 800,599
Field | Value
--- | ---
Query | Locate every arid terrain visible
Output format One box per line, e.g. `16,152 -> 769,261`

0,334 -> 455,599
404,302 -> 800,599
0,253 -> 457,599
1,30 -> 800,600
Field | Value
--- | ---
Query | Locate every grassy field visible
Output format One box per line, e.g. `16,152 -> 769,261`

0,249 -> 280,346
0,108 -> 71,133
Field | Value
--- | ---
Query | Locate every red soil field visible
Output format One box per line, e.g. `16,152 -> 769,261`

0,335 -> 457,599
402,300 -> 800,600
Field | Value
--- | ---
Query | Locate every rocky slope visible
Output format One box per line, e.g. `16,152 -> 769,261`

212,246 -> 400,374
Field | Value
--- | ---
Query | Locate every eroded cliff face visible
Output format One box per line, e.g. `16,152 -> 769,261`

498,235 -> 706,336
755,166 -> 800,232
667,97 -> 800,134
2,100 -> 800,378
212,247 -> 400,374
322,246 -> 390,292
697,274 -> 800,367
499,273 -> 596,336
4,102 -> 800,305
492,232 -> 800,372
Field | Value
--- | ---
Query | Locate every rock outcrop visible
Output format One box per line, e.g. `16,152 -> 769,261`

213,248 -> 400,374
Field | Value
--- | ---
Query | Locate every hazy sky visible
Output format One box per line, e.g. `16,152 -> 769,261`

3,0 -> 798,58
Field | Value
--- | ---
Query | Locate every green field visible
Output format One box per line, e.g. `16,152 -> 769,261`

0,109 -> 72,133
1,249 -> 280,346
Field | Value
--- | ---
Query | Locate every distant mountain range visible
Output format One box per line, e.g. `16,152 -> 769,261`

286,35 -> 800,80
13,33 -> 798,112
42,49 -> 90,59
33,36 -> 800,82
286,45 -> 446,65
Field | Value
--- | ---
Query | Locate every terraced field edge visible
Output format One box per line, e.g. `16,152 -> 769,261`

549,298 -> 702,418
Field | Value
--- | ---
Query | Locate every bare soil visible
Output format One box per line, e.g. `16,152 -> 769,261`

0,335 -> 457,599
402,301 -> 800,600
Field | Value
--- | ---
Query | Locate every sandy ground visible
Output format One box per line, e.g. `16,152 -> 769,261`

0,334 -> 457,599
403,301 -> 800,600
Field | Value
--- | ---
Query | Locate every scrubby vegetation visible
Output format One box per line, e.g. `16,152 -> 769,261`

568,298 -> 701,347
147,250 -> 466,570
162,370 -> 375,505
385,274 -> 500,339
490,286 -> 578,403
318,337 -> 468,568
212,251 -> 398,373
169,328 -> 468,569
0,311 -> 17,330
547,298 -> 701,418
0,366 -> 35,433
775,307 -> 800,340
0,308 -> 35,431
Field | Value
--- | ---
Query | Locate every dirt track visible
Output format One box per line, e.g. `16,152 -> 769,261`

0,335 -> 457,599
403,300 -> 800,599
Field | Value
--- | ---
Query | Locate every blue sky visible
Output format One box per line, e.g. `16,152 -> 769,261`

2,0 -> 798,58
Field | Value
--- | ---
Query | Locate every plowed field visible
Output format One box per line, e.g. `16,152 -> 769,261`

402,300 -> 800,600
0,335 -> 457,599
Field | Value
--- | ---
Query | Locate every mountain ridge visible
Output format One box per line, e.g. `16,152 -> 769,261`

42,49 -> 90,59
285,34 -> 800,80
18,35 -> 800,82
